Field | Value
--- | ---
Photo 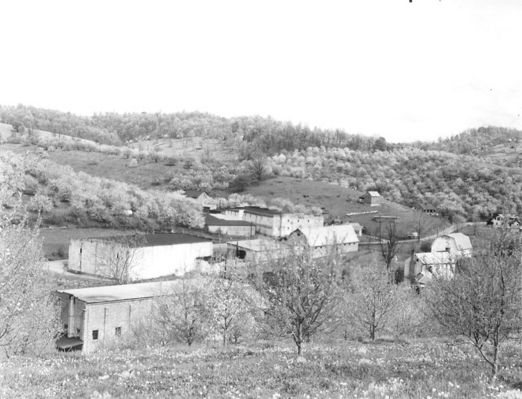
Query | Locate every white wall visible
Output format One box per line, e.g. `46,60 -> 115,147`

129,241 -> 213,280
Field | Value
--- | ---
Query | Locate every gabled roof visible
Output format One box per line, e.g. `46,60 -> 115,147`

294,225 -> 359,247
445,233 -> 472,251
57,280 -> 182,304
415,252 -> 454,265
367,191 -> 381,197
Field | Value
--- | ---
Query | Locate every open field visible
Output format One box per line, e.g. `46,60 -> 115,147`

131,136 -> 238,164
1,339 -> 521,398
245,177 -> 450,239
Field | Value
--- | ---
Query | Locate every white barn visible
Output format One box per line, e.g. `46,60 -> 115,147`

405,252 -> 456,286
68,234 -> 213,280
431,233 -> 472,257
286,225 -> 359,257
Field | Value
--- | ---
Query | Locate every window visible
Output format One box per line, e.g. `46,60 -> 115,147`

64,324 -> 68,330
76,328 -> 81,335
115,327 -> 121,337
92,330 -> 99,340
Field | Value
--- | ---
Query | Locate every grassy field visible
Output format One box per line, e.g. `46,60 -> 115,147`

245,177 -> 450,239
1,339 -> 521,398
39,227 -> 137,259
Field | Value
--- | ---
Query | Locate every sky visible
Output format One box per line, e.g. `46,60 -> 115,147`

0,0 -> 521,142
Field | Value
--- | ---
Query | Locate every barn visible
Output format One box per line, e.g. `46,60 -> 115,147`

405,252 -> 456,286
431,233 -> 472,257
286,225 -> 359,257
226,239 -> 290,262
68,233 -> 213,280
55,280 -> 183,353
358,191 -> 383,206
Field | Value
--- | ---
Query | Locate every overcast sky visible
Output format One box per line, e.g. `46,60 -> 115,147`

1,0 -> 521,142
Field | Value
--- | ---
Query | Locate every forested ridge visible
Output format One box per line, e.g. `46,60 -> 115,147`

1,104 -> 521,223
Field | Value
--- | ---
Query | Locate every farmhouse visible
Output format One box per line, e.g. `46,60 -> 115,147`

431,233 -> 472,257
488,214 -> 521,229
223,206 -> 324,237
55,280 -> 182,353
68,234 -> 213,280
358,191 -> 383,206
205,214 -> 255,237
286,225 -> 359,256
405,252 -> 456,286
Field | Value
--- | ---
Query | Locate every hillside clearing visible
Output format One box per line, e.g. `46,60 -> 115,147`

245,177 -> 450,239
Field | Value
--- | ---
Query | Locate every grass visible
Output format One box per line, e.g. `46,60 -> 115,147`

1,339 -> 521,398
245,177 -> 450,239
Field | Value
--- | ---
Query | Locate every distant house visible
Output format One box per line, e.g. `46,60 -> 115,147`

55,280 -> 183,353
358,191 -> 383,206
431,233 -> 472,257
68,234 -> 213,280
224,206 -> 324,237
286,225 -> 359,256
422,208 -> 439,217
488,214 -> 521,229
205,214 -> 255,237
405,252 -> 456,286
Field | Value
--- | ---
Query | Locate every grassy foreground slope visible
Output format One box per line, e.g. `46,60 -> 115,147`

1,340 -> 521,398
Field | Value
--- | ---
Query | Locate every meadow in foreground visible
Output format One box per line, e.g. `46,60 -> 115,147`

1,339 -> 521,399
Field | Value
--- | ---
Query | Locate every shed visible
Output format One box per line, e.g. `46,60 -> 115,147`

406,252 -> 456,286
358,191 -> 383,206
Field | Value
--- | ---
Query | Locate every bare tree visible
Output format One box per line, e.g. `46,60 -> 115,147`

346,265 -> 397,341
426,232 -> 522,376
252,246 -> 343,355
154,277 -> 210,346
98,234 -> 144,283
380,222 -> 401,277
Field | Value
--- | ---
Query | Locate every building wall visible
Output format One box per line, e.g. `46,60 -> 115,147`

413,259 -> 455,282
68,239 -> 213,280
208,225 -> 255,237
56,292 -> 86,339
279,214 -> 324,237
130,242 -> 213,279
82,298 -> 155,353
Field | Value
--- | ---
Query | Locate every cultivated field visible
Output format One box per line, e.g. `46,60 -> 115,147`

1,339 -> 521,398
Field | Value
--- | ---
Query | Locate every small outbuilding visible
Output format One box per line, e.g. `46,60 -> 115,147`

226,239 -> 290,263
358,191 -> 383,206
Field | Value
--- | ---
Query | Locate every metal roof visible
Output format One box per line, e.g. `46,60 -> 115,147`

294,225 -> 359,247
367,191 -> 381,197
415,252 -> 454,265
57,280 -> 182,304
81,233 -> 211,247
445,233 -> 473,251
205,214 -> 254,227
